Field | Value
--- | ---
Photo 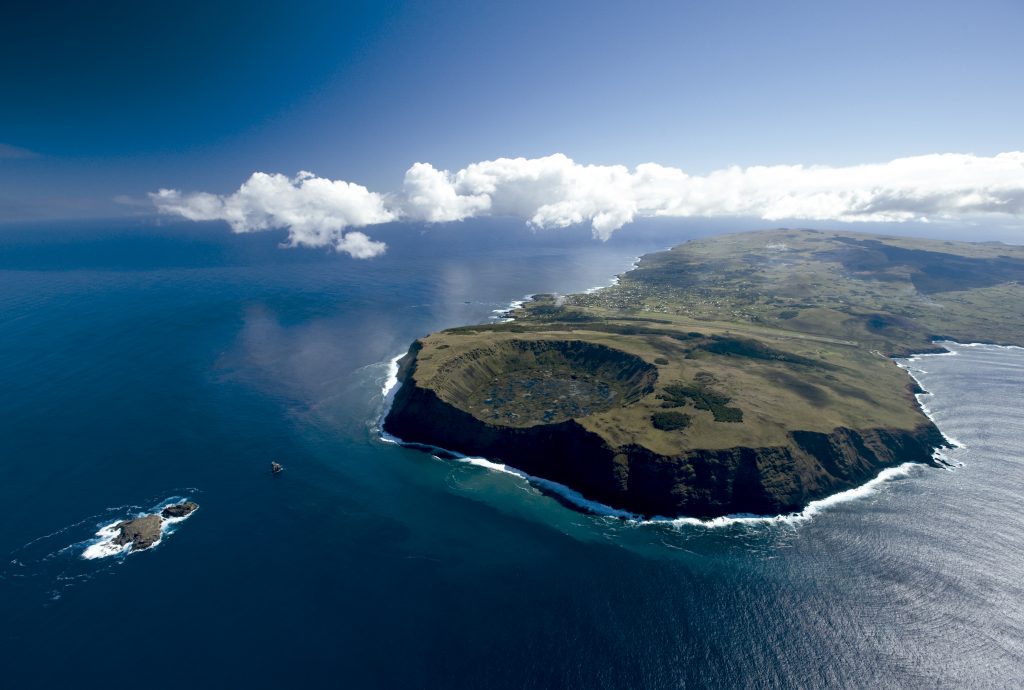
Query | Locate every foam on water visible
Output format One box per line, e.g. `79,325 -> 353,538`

80,523 -> 134,560
445,452 -> 637,520
491,295 -> 534,322
897,344 -> 966,449
957,341 -> 1024,351
489,255 -> 648,322
381,353 -> 404,399
583,254 -> 645,294
651,463 -> 923,529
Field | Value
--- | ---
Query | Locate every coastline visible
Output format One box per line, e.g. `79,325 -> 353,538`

374,254 -> 991,526
489,253 -> 649,322
896,343 -> 966,454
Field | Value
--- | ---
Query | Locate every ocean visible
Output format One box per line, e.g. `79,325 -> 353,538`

1,218 -> 1022,689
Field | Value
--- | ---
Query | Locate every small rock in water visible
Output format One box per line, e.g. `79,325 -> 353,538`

112,514 -> 162,551
161,501 -> 199,519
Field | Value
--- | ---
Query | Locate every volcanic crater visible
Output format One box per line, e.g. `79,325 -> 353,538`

428,339 -> 658,427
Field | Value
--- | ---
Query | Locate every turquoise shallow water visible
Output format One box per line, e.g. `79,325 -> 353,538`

1,219 -> 1022,689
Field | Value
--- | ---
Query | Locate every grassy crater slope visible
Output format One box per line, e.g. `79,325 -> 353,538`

385,229 -> 1024,518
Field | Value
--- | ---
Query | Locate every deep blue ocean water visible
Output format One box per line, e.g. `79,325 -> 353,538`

1,219 -> 1022,689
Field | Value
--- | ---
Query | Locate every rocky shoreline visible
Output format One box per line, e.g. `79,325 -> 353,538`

384,346 -> 947,519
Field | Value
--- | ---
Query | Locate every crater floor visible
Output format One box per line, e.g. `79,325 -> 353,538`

465,371 -> 618,426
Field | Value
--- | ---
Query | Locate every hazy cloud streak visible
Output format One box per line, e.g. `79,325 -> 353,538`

0,143 -> 40,159
153,152 -> 1024,257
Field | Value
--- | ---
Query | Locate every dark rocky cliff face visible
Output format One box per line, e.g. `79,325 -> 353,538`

384,343 -> 946,519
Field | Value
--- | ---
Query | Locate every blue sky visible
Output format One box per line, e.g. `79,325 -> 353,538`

1,0 -> 1022,224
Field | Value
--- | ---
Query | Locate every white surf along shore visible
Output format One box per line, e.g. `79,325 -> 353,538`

81,497 -> 198,560
374,260 -> 989,528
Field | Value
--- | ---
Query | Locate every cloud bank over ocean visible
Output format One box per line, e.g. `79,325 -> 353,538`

153,152 -> 1024,258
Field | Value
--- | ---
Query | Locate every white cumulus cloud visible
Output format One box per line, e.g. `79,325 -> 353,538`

153,152 -> 1024,257
151,171 -> 392,257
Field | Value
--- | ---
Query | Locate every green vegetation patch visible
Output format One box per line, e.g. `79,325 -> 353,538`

525,305 -> 597,322
651,411 -> 692,431
658,381 -> 744,423
701,335 -> 818,367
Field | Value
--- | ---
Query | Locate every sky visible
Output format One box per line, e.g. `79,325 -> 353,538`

1,0 -> 1022,246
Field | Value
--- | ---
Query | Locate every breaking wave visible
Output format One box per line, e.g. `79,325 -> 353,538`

897,345 -> 965,452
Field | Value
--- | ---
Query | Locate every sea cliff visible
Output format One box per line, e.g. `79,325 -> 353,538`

384,342 -> 945,518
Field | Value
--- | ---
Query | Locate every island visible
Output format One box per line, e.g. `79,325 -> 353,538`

384,229 -> 1024,518
112,501 -> 199,552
